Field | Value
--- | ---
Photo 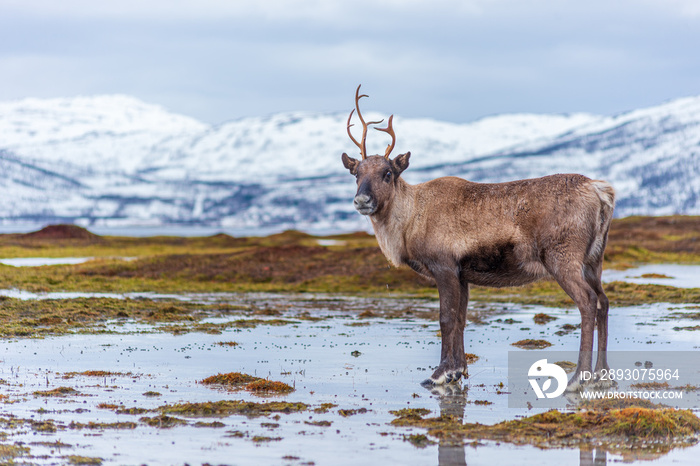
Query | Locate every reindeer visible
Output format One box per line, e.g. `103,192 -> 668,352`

341,85 -> 615,389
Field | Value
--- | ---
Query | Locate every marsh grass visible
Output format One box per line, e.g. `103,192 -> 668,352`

33,387 -> 80,397
511,339 -> 553,349
1,218 -> 698,306
160,400 -> 309,418
200,372 -> 261,386
391,400 -> 700,452
0,218 -> 697,334
0,297 -> 239,338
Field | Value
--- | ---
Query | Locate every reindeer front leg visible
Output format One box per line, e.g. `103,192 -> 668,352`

422,267 -> 468,386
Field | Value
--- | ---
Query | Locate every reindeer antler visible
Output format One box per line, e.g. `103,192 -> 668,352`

374,115 -> 396,158
347,84 -> 384,160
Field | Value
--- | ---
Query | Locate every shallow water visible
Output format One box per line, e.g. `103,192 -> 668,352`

603,264 -> 700,288
0,257 -> 138,267
1,294 -> 699,464
0,257 -> 94,267
0,288 -> 216,300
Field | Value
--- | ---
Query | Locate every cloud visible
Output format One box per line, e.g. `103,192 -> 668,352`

0,0 -> 699,124
0,0 -> 486,21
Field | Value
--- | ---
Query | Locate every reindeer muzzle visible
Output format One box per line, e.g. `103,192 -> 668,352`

353,193 -> 375,215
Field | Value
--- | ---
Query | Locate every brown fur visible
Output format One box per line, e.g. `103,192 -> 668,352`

342,152 -> 615,388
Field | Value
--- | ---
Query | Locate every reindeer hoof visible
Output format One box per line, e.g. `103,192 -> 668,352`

565,370 -> 618,392
420,378 -> 438,388
421,368 -> 466,387
564,378 -> 583,393
590,372 -> 617,389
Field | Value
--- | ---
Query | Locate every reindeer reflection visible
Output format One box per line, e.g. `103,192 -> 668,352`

426,386 -> 608,466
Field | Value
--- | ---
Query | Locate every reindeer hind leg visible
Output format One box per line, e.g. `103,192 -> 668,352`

547,259 -> 598,391
584,262 -> 612,384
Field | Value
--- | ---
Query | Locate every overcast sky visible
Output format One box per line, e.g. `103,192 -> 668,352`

1,0 -> 699,125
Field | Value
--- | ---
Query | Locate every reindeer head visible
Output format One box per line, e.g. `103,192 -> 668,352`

341,85 -> 410,216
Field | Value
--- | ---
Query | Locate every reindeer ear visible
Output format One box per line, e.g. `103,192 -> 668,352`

341,153 -> 360,175
393,151 -> 410,175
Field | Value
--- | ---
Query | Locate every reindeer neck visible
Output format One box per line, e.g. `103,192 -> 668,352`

370,178 -> 414,267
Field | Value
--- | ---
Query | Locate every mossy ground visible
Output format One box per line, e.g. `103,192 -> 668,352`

0,296 -> 301,338
511,339 -> 553,349
0,216 -> 698,306
160,400 -> 309,418
391,400 -> 700,454
201,372 -> 261,386
199,373 -> 295,394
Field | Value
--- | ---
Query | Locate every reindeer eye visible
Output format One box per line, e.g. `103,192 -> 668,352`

384,170 -> 392,182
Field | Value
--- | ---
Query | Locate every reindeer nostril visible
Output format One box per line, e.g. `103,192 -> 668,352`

353,194 -> 375,214
354,194 -> 371,206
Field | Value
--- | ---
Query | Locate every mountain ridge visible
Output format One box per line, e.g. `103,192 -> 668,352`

0,94 -> 698,231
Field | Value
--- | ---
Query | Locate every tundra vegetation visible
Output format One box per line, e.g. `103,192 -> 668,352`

0,219 -> 699,461
390,399 -> 700,457
0,219 -> 698,337
0,218 -> 698,298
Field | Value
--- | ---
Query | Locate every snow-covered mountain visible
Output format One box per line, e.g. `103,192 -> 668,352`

0,94 -> 698,232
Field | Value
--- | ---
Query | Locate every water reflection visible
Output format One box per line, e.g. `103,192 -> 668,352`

429,384 -> 610,466
431,384 -> 468,466
580,449 -> 607,466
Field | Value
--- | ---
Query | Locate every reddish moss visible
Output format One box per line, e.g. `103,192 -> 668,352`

511,339 -> 553,349
465,353 -> 480,364
34,387 -> 80,397
161,400 -> 308,417
200,372 -> 261,386
533,313 -> 557,324
96,403 -> 121,410
244,379 -> 294,394
391,401 -> 700,451
602,407 -> 700,438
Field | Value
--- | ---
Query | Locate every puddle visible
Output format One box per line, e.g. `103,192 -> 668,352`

316,239 -> 347,246
603,264 -> 700,288
0,257 -> 138,267
0,288 -> 207,301
0,294 -> 699,464
0,257 -> 95,267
